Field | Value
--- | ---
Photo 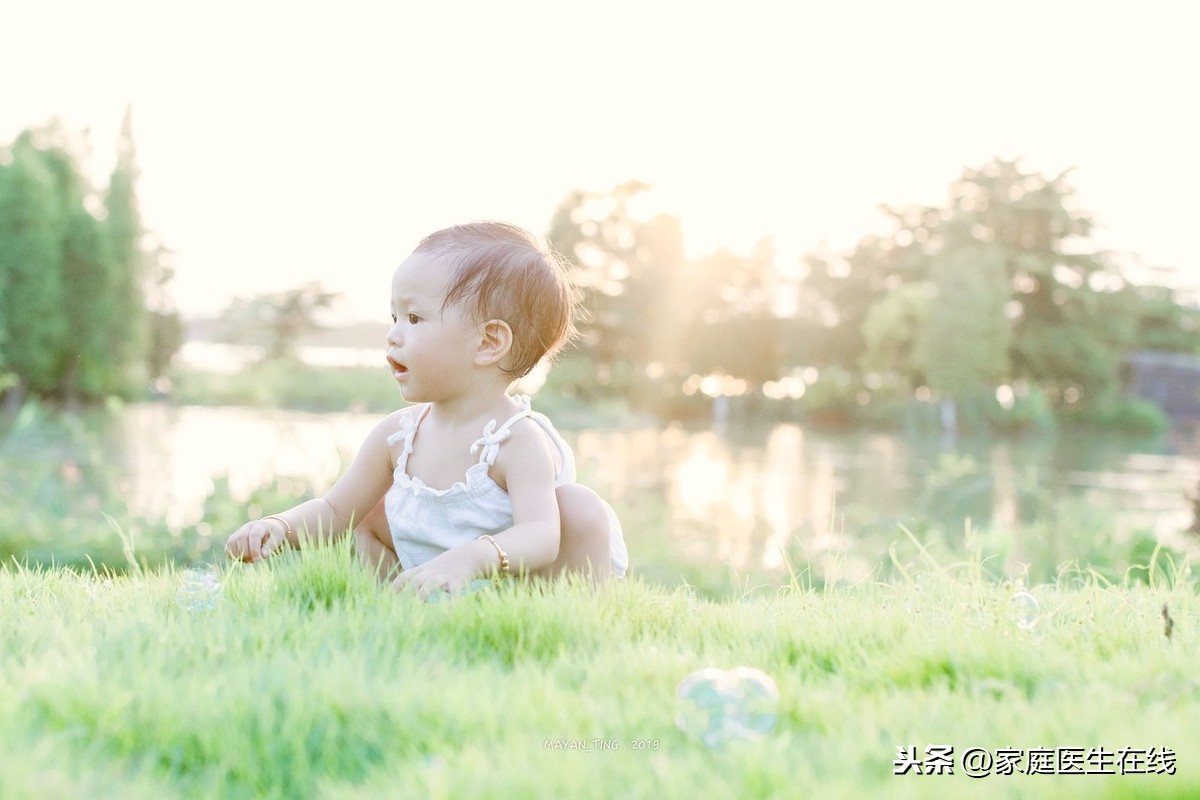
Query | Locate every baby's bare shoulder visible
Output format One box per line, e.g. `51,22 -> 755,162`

500,416 -> 558,460
362,405 -> 424,445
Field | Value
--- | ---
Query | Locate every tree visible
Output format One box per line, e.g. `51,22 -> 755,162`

859,282 -> 931,383
676,240 -> 782,386
0,115 -> 178,406
547,182 -> 785,409
1117,283 -> 1200,354
917,227 -> 1013,431
218,282 -> 340,362
143,236 -> 184,381
547,182 -> 687,376
804,157 -> 1140,413
957,160 -> 1120,404
799,221 -> 930,371
102,106 -> 149,391
61,204 -> 120,403
0,136 -> 68,406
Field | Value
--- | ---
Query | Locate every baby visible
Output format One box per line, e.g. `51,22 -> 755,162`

225,222 -> 628,597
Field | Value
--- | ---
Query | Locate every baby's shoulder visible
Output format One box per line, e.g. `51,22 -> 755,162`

366,404 -> 427,445
394,403 -> 428,426
499,414 -> 559,460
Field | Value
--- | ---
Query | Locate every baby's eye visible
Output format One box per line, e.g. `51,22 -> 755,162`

390,313 -> 397,324
407,313 -> 420,324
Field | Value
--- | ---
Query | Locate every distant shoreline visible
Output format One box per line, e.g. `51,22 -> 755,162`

183,317 -> 389,350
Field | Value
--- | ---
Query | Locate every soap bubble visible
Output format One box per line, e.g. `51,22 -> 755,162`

675,666 -> 780,747
178,563 -> 222,611
1008,591 -> 1040,630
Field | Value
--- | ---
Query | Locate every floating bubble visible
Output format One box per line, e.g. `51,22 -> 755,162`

1008,590 -> 1040,630
675,666 -> 779,747
178,563 -> 222,611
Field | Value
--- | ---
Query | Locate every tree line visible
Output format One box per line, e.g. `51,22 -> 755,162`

546,162 -> 1199,430
4,133 -> 1192,433
0,112 -> 182,411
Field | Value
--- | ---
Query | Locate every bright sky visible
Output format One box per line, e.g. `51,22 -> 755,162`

3,0 -> 1197,321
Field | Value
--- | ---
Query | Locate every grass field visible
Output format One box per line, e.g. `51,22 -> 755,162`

2,536 -> 1197,799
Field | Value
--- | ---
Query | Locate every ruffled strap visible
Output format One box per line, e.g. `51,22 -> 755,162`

386,406 -> 425,470
470,395 -> 533,466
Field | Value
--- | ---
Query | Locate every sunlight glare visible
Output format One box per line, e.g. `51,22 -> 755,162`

673,439 -> 731,516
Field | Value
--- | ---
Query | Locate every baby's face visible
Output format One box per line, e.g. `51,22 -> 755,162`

385,253 -> 479,401
390,252 -> 452,323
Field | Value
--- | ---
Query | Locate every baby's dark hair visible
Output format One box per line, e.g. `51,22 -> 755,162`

414,221 -> 577,378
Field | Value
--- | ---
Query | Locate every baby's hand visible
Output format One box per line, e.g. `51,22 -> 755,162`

392,539 -> 492,600
225,517 -> 289,563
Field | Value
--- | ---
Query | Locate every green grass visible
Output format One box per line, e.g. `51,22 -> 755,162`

2,537 -> 1198,799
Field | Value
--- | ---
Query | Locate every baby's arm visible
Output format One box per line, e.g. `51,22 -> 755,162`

482,420 -> 563,569
393,418 -> 560,597
224,411 -> 400,562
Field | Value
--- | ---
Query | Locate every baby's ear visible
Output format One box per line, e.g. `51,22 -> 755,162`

475,319 -> 513,367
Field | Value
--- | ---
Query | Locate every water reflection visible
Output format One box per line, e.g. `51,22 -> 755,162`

13,403 -> 1200,576
571,417 -> 1199,576
115,404 -> 376,527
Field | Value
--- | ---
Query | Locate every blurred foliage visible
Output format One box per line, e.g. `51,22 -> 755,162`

801,159 -> 1200,430
0,128 -> 67,401
0,398 -> 310,571
985,384 -> 1056,433
102,109 -> 151,391
921,236 -> 1012,410
4,129 -> 1192,439
167,359 -> 643,428
545,160 -> 1200,432
217,282 -> 340,362
1056,394 -> 1170,434
169,360 -> 400,413
547,181 -> 781,419
147,308 -> 185,382
0,113 -> 181,409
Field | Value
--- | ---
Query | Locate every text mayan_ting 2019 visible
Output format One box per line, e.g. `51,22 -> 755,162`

543,738 -> 661,752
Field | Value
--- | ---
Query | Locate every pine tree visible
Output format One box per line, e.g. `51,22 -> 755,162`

25,126 -> 124,405
61,204 -> 120,402
0,137 -> 69,404
102,106 -> 149,392
0,114 -> 178,406
143,236 -> 184,382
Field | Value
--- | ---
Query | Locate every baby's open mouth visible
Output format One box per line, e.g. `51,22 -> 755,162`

387,356 -> 407,375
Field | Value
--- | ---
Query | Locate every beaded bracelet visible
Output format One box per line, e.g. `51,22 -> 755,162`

478,534 -> 510,576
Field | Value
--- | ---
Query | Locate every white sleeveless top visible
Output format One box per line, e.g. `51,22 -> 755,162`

383,395 -> 628,577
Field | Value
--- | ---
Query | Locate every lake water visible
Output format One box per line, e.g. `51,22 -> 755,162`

75,403 -> 1200,580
